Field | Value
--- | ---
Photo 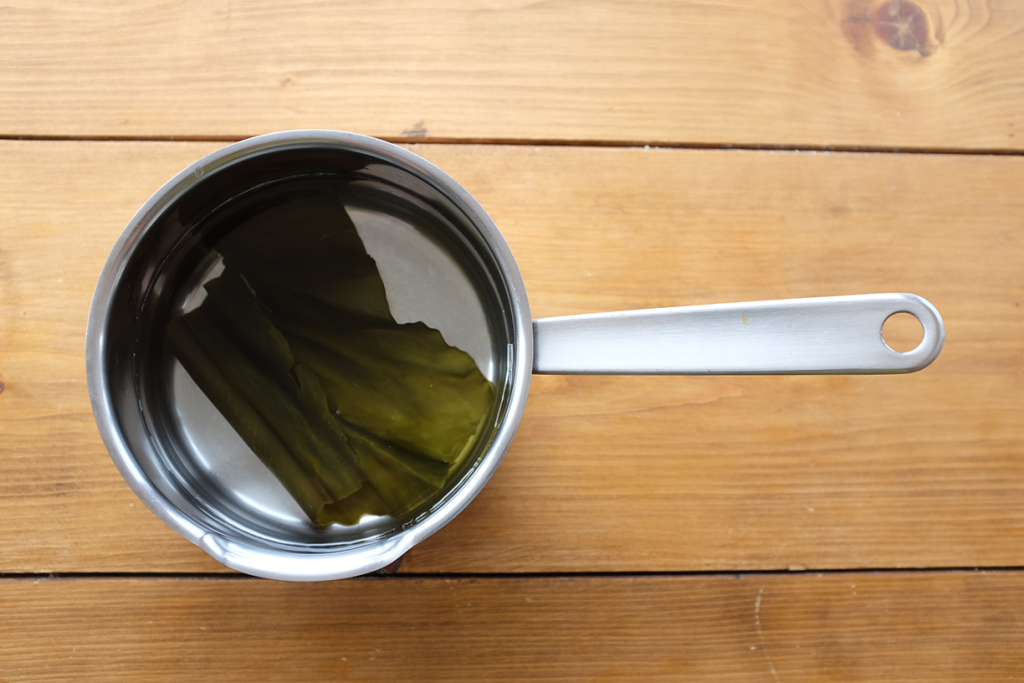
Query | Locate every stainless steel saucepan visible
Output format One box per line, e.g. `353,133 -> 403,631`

86,130 -> 944,581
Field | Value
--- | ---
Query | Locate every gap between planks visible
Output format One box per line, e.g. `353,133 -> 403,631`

0,567 -> 1020,582
2,134 -> 1024,157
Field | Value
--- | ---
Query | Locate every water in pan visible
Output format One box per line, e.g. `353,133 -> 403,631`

159,174 -> 503,544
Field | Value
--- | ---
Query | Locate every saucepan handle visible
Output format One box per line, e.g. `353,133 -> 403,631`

532,293 -> 944,375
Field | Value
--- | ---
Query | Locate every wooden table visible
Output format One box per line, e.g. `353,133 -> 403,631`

3,1 -> 1024,679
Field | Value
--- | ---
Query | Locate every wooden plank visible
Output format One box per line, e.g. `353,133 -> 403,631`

1,140 -> 1023,574
1,572 -> 1022,681
2,0 -> 1023,149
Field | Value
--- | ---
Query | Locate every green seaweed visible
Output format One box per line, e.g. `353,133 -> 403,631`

317,484 -> 390,526
336,417 -> 451,489
166,189 -> 495,526
284,322 -> 494,464
164,317 -> 331,521
218,194 -> 394,328
182,304 -> 363,502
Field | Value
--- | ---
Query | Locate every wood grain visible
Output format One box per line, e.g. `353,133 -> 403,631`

2,0 -> 1023,149
1,140 -> 1023,574
1,572 -> 1022,681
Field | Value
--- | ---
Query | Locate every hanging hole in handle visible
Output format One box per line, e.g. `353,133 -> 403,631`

882,311 -> 925,353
